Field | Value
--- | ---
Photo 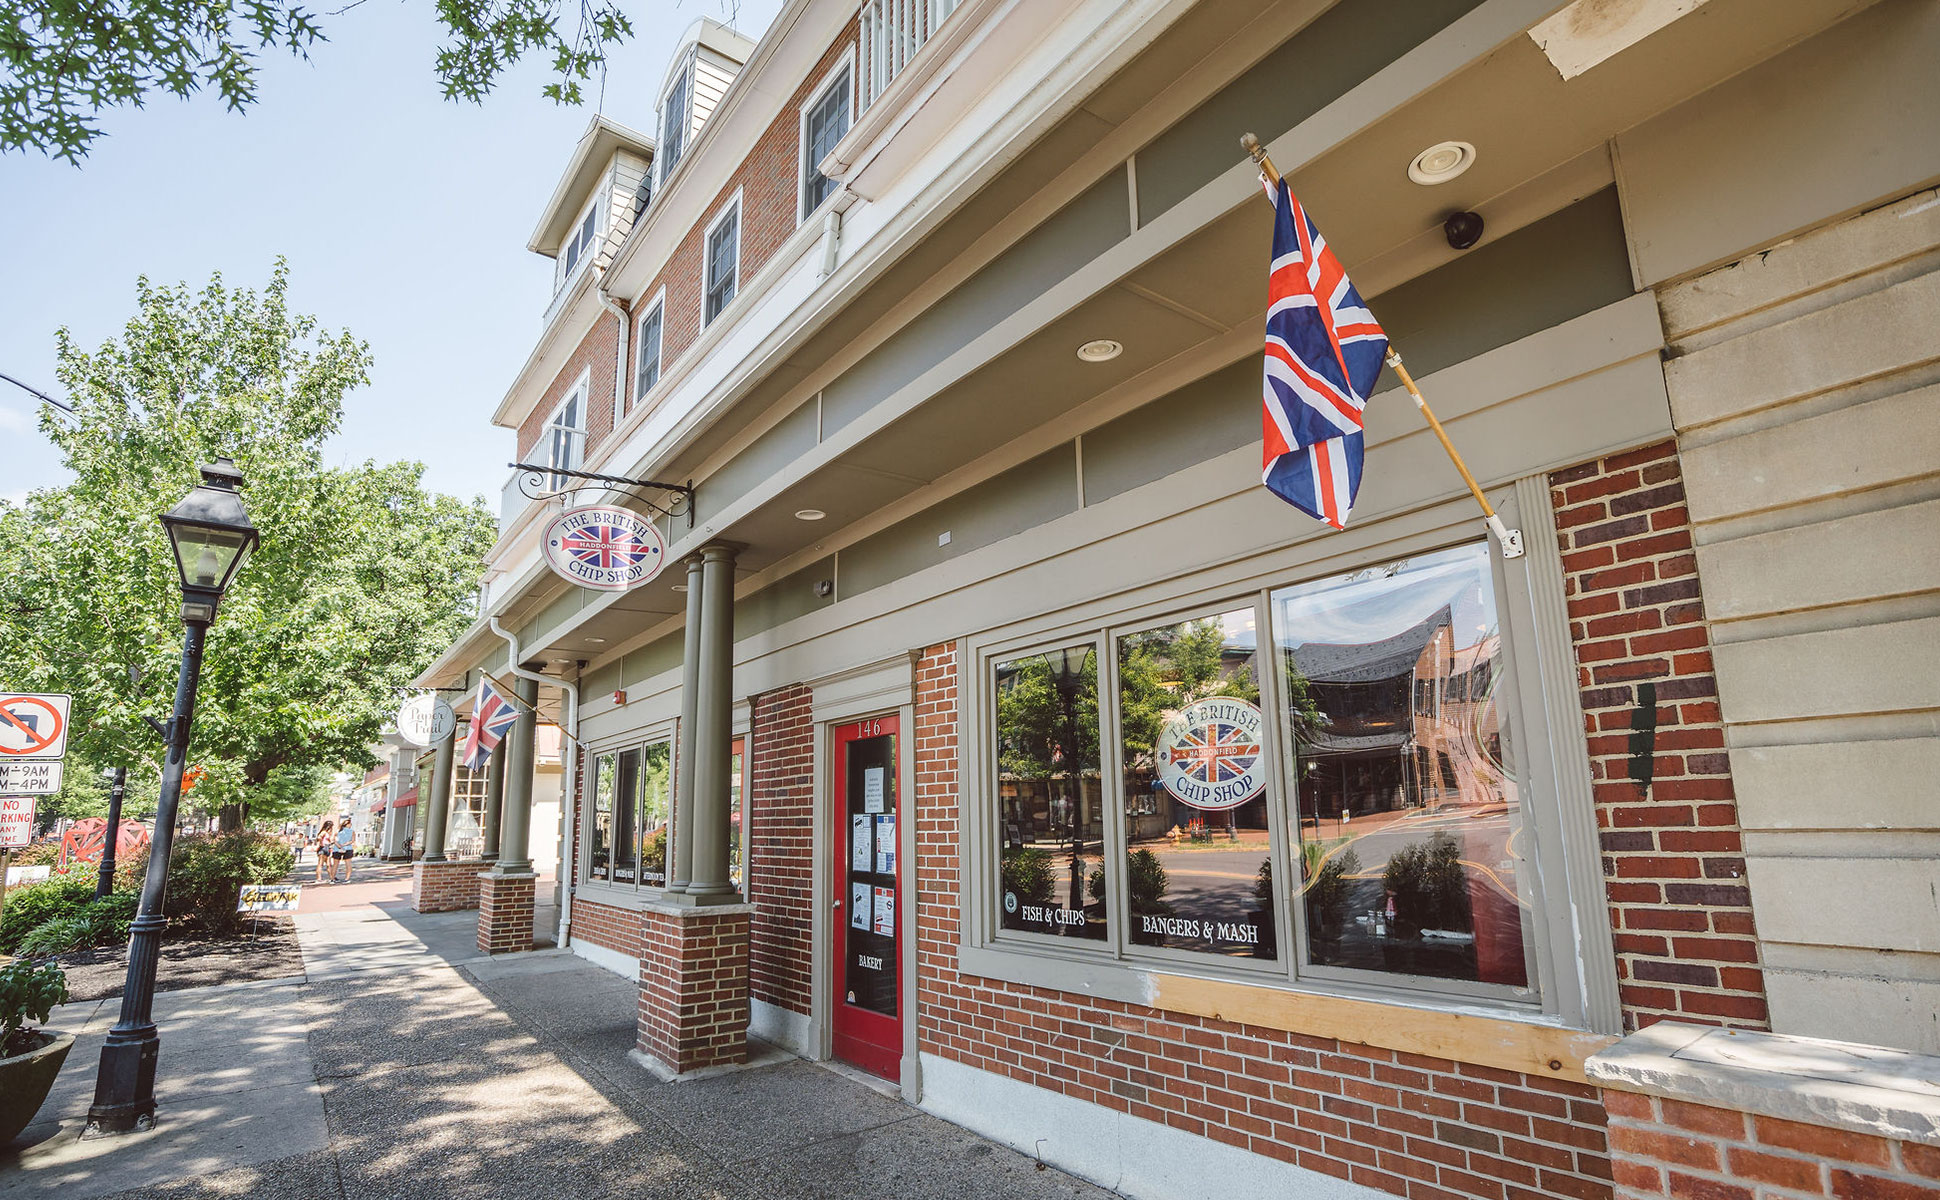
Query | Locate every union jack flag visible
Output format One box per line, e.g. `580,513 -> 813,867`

460,672 -> 528,770
1261,178 -> 1389,529
559,520 -> 658,572
1168,722 -> 1261,786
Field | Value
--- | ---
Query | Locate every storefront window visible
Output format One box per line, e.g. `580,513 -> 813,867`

612,749 -> 641,883
589,753 -> 616,881
639,740 -> 672,886
1118,608 -> 1275,959
729,736 -> 746,890
994,644 -> 1106,941
1271,542 -> 1533,991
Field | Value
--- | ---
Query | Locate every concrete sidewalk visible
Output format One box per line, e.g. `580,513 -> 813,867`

1,892 -> 1114,1200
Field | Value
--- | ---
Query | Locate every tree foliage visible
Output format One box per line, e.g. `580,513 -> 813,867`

0,262 -> 495,827
0,0 -> 733,160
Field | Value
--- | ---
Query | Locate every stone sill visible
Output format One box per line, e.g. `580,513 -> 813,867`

640,899 -> 755,920
1586,1021 -> 1940,1146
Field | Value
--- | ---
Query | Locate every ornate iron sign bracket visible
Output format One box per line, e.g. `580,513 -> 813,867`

508,462 -> 695,528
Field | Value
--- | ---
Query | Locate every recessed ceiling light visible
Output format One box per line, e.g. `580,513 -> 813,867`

1409,141 -> 1476,185
794,508 -> 827,521
1076,339 -> 1123,362
671,583 -> 688,592
584,637 -> 607,645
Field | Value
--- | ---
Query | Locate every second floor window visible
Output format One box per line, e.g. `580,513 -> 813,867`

801,66 -> 851,219
706,203 -> 739,323
660,60 -> 691,183
546,380 -> 586,489
636,304 -> 663,401
556,201 -> 604,296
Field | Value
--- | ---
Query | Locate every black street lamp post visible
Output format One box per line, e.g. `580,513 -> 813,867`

87,459 -> 258,1136
94,767 -> 127,900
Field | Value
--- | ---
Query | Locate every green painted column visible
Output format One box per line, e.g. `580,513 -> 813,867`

491,673 -> 542,875
687,543 -> 739,903
669,553 -> 705,895
480,737 -> 505,863
420,726 -> 457,862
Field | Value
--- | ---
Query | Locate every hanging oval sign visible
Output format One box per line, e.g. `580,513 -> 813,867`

542,505 -> 667,592
1154,697 -> 1268,811
396,695 -> 456,747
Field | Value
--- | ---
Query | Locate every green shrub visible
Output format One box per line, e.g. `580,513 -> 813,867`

9,841 -> 62,868
164,832 -> 296,931
1383,833 -> 1471,935
16,915 -> 95,960
86,892 -> 140,945
1000,847 -> 1055,906
0,874 -> 95,953
0,960 -> 68,1057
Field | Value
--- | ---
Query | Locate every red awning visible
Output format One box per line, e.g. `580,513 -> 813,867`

370,801 -> 383,814
392,787 -> 418,809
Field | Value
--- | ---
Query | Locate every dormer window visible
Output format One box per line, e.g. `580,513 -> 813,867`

659,56 -> 693,183
555,198 -> 606,297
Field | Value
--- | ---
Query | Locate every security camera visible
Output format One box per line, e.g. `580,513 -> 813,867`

1443,211 -> 1484,250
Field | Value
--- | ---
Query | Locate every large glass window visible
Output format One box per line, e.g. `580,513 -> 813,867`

1274,543 -> 1533,992
993,644 -> 1105,941
589,753 -> 617,882
1118,608 -> 1275,960
659,61 -> 690,181
980,539 -> 1546,1007
729,735 -> 746,890
585,739 -> 672,890
635,303 -> 663,401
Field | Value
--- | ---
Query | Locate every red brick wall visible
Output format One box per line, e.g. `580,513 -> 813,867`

478,873 -> 536,955
637,907 -> 750,1073
913,642 -> 1615,1200
518,315 -> 619,461
609,23 -> 857,437
412,860 -> 481,913
1602,1092 -> 1940,1200
1549,442 -> 1768,1032
749,684 -> 814,1015
572,897 -> 641,960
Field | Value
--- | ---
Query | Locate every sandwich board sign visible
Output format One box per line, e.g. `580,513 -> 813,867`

237,884 -> 302,913
0,694 -> 70,760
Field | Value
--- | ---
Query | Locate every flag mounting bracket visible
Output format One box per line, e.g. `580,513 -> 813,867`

1241,132 -> 1525,560
507,463 -> 695,529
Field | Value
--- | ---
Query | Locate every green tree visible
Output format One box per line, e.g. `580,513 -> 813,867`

1115,618 -> 1257,768
0,263 -> 496,830
2,0 -> 751,161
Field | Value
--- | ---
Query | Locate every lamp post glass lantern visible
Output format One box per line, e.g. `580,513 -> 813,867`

87,458 -> 257,1136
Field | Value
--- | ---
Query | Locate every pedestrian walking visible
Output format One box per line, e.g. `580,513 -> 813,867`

332,820 -> 355,883
314,821 -> 334,884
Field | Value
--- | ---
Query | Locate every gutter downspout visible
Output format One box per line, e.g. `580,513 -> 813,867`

489,616 -> 580,951
599,270 -> 629,436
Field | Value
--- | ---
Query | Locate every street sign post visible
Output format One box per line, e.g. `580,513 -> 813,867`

0,759 -> 64,795
0,693 -> 71,760
0,795 -> 33,848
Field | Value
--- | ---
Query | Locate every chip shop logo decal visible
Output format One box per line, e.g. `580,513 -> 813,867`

1155,697 -> 1267,811
542,506 -> 666,592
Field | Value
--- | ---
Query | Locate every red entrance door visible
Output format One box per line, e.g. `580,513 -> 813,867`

831,715 -> 902,1080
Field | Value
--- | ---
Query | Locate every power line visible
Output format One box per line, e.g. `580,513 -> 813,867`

0,371 -> 73,414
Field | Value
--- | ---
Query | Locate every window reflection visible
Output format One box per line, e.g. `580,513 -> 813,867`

612,750 -> 641,883
994,645 -> 1106,940
590,753 -> 616,881
1118,609 -> 1276,959
1272,542 -> 1532,989
639,741 -> 671,886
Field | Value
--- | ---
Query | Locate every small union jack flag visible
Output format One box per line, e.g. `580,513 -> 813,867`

1261,178 -> 1389,529
558,521 -> 658,572
460,672 -> 528,770
1168,722 -> 1261,786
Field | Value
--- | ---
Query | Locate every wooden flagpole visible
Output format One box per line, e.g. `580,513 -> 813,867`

1242,133 -> 1523,558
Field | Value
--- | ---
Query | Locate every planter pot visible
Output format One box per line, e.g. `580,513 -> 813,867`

0,1031 -> 75,1146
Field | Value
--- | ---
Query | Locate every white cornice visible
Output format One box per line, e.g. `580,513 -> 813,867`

527,115 -> 656,256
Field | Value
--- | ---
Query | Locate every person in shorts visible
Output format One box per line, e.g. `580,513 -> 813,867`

332,820 -> 356,883
314,821 -> 335,884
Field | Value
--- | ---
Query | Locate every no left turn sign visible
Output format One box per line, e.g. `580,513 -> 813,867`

0,694 -> 71,760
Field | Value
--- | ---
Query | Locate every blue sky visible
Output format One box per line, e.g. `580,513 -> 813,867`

0,0 -> 784,510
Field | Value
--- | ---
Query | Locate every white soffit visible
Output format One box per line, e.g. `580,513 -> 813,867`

1528,0 -> 1711,80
